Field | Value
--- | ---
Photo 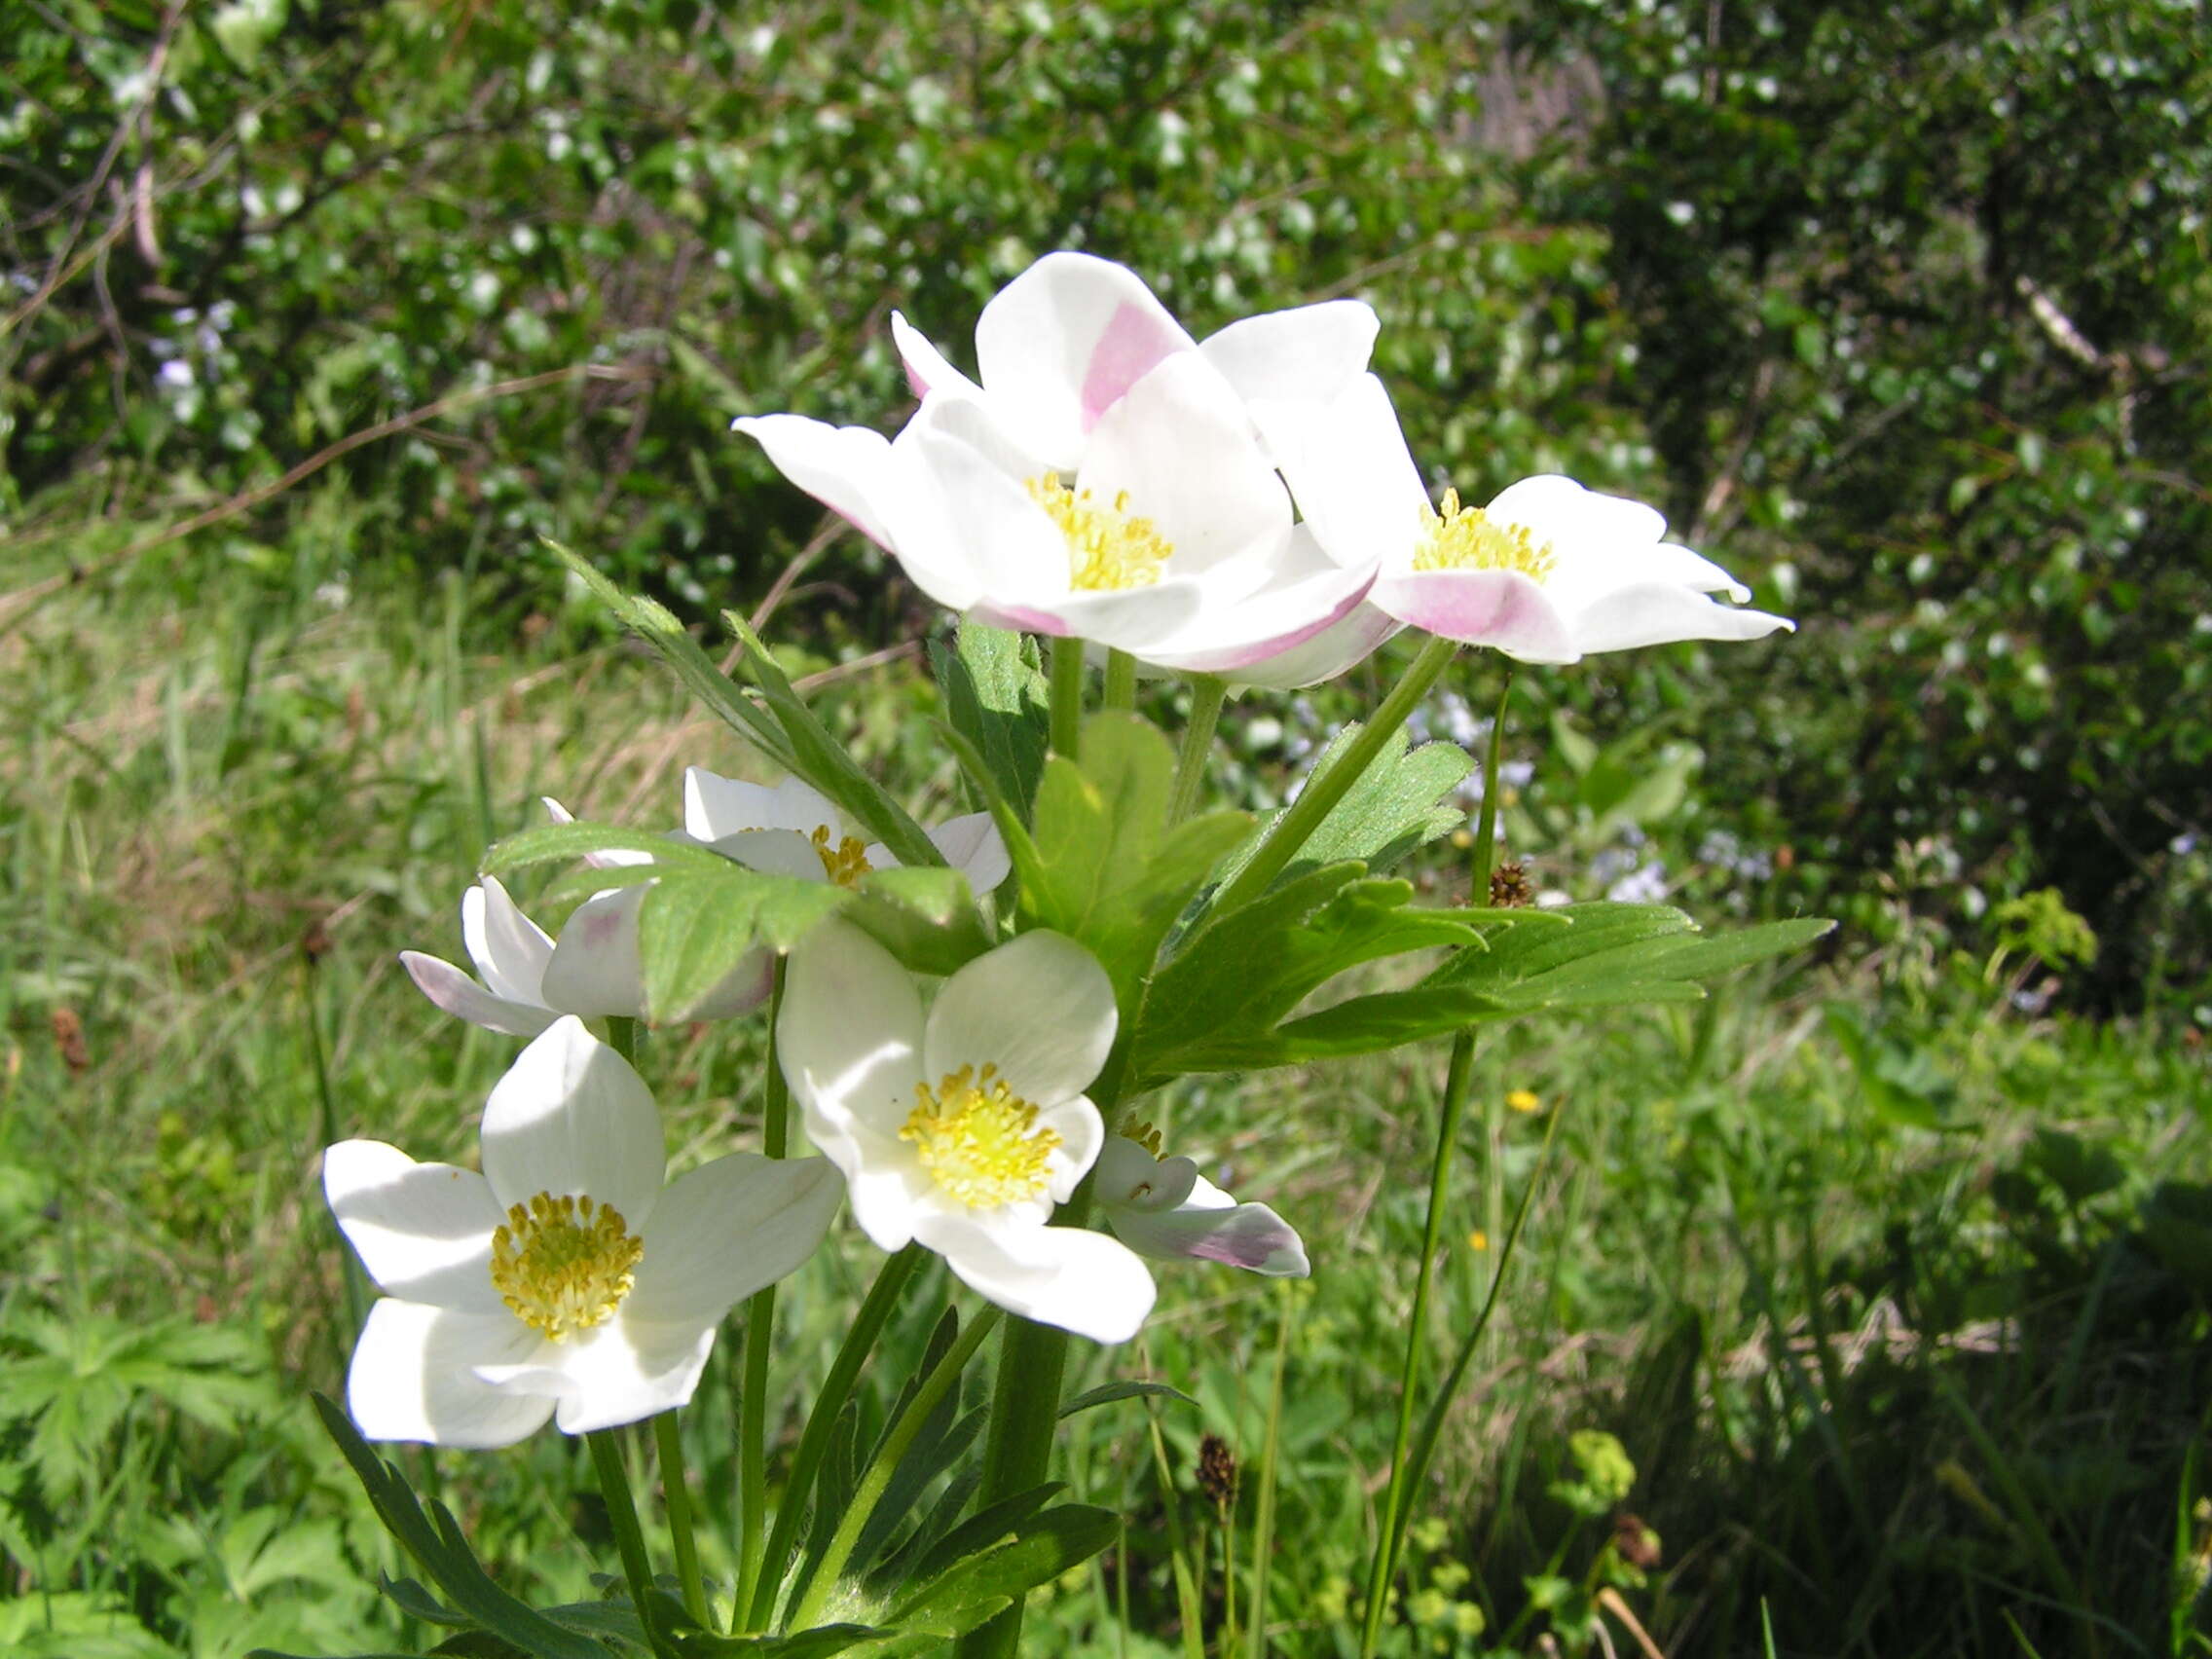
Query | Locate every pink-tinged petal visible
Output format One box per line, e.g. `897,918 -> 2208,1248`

480,1017 -> 665,1225
732,414 -> 900,549
923,931 -> 1117,1108
1076,352 -> 1291,576
463,879 -> 554,1006
1109,1197 -> 1310,1277
540,888 -> 648,1019
1212,601 -> 1403,691
1560,582 -> 1795,656
971,577 -> 1207,650
324,1141 -> 506,1312
926,812 -> 1011,895
400,950 -> 556,1039
473,1317 -> 719,1435
1199,298 -> 1380,460
1277,373 -> 1429,575
1370,568 -> 1582,662
891,311 -> 982,402
913,1214 -> 1157,1344
626,1155 -> 843,1325
1134,530 -> 1379,681
346,1301 -> 552,1448
974,252 -> 1198,467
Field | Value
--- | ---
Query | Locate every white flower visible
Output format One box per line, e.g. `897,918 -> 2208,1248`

735,253 -> 1391,686
1094,1132 -> 1309,1277
323,1017 -> 843,1447
777,921 -> 1155,1344
400,877 -> 566,1038
1284,374 -> 1794,663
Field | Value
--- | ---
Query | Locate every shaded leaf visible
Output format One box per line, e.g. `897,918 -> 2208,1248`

637,864 -> 852,1020
930,621 -> 1049,820
1057,1381 -> 1197,1419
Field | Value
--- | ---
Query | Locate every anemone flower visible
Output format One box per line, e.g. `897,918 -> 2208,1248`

399,877 -> 566,1038
324,1016 -> 843,1446
1093,1129 -> 1309,1277
1286,374 -> 1793,662
777,922 -> 1154,1344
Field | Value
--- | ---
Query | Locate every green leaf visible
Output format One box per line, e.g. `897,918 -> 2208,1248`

544,542 -> 792,765
1212,723 -> 1469,896
480,821 -> 725,878
885,1505 -> 1119,1639
309,1396 -> 617,1659
1057,1381 -> 1197,1419
844,866 -> 994,977
1428,907 -> 1835,1014
719,611 -> 939,869
1132,864 -> 1524,1084
636,864 -> 852,1020
1020,711 -> 1250,1017
667,1627 -> 895,1657
930,621 -> 1050,820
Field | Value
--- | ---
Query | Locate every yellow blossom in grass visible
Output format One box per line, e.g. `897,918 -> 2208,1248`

1506,1088 -> 1542,1114
1467,1229 -> 1489,1252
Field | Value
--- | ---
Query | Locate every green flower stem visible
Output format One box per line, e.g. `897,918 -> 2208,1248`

955,1188 -> 1098,1659
1357,1029 -> 1476,1658
1103,647 -> 1137,712
1469,672 -> 1513,903
606,1015 -> 639,1065
733,962 -> 791,1626
1213,634 -> 1459,913
1168,675 -> 1229,825
652,1411 -> 707,1628
746,1245 -> 925,1632
1049,635 -> 1087,759
589,1427 -> 676,1659
788,1305 -> 1004,1632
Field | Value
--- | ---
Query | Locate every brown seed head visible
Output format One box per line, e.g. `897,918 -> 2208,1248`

1196,1433 -> 1238,1512
1488,860 -> 1533,908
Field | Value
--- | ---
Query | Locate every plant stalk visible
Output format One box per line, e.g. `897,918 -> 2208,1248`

590,1427 -> 675,1659
1103,647 -> 1137,712
734,962 -> 792,1625
1214,635 -> 1458,912
1168,676 -> 1229,825
1049,635 -> 1087,759
652,1411 -> 708,1628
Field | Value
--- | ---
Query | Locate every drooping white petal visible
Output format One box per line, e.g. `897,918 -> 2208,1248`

473,1317 -> 719,1435
346,1301 -> 551,1449
922,931 -> 1116,1109
400,950 -> 557,1039
1560,582 -> 1795,657
779,921 -> 928,1158
1198,297 -> 1380,461
539,887 -> 649,1018
1075,352 -> 1292,577
624,1155 -> 845,1326
324,1141 -> 506,1313
926,812 -> 1011,895
1108,1194 -> 1310,1277
891,311 -> 982,402
730,415 -> 900,549
913,1214 -> 1157,1344
480,1017 -> 664,1226
463,879 -> 555,1007
972,252 -> 1199,468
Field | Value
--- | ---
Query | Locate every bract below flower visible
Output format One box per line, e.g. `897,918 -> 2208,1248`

736,253 -> 1390,684
1286,375 -> 1794,663
778,921 -> 1155,1344
323,1016 -> 843,1447
1095,1132 -> 1309,1277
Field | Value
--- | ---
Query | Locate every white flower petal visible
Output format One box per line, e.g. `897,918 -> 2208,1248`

1278,373 -> 1428,577
345,1301 -> 551,1449
927,812 -> 1011,894
324,1141 -> 506,1313
1198,298 -> 1380,461
779,920 -> 927,1156
1093,1136 -> 1198,1213
544,797 -> 652,868
687,769 -> 839,842
1133,530 -> 1380,682
891,311 -> 981,401
463,879 -> 555,1007
625,1155 -> 845,1325
480,1017 -> 665,1225
1369,568 -> 1582,661
400,951 -> 557,1038
1036,1096 -> 1106,1203
1108,1196 -> 1310,1277
922,932 -> 1116,1108
1560,583 -> 1795,657
973,251 -> 1198,467
976,576 -> 1208,650
717,829 -> 833,882
914,1215 -> 1156,1344
474,1317 -> 719,1435
540,887 -> 649,1018
731,414 -> 900,549
1076,352 -> 1291,577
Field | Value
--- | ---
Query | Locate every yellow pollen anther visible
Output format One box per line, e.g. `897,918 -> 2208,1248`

809,823 -> 873,887
1411,489 -> 1558,580
901,1062 -> 1060,1209
1026,475 -> 1173,591
488,1192 -> 644,1342
1124,1119 -> 1165,1159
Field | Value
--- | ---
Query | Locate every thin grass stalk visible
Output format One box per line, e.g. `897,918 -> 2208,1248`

1244,1285 -> 1296,1659
734,962 -> 791,1626
652,1411 -> 707,1628
590,1427 -> 676,1659
1168,675 -> 1228,825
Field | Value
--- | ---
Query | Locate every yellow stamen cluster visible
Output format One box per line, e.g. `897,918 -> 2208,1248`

1025,475 -> 1173,591
488,1192 -> 644,1342
1410,489 -> 1558,580
1123,1120 -> 1165,1159
901,1062 -> 1060,1210
809,823 -> 873,887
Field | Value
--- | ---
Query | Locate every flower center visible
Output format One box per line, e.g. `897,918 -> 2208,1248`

901,1062 -> 1061,1209
809,823 -> 873,887
488,1192 -> 644,1342
1026,475 -> 1173,591
1410,489 -> 1558,580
